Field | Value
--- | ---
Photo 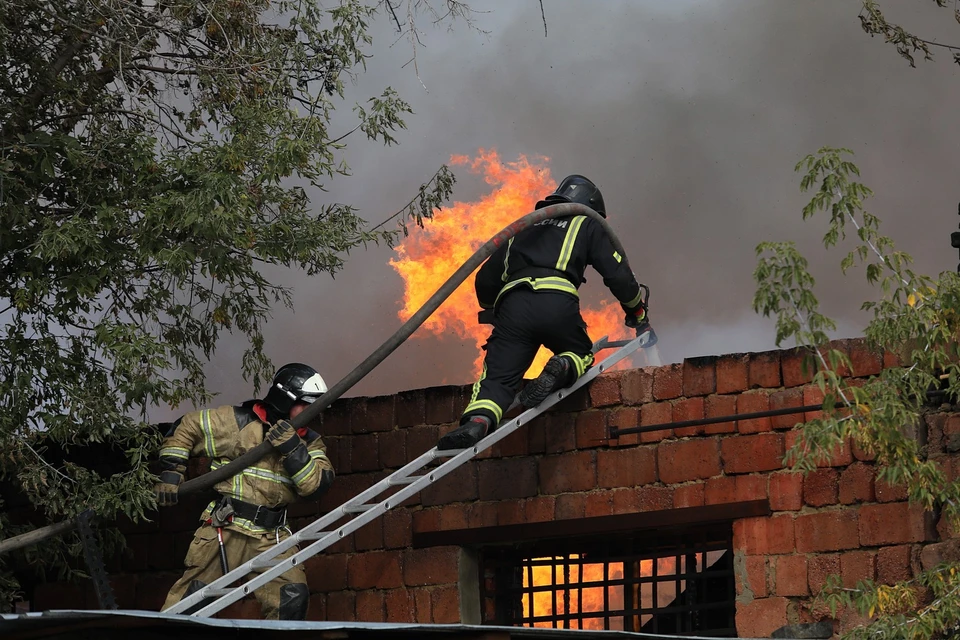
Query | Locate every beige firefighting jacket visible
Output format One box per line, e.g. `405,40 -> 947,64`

158,404 -> 334,536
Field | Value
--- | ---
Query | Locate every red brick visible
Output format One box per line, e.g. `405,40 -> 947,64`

704,394 -> 737,434
736,597 -> 789,638
326,590 -> 356,621
849,340 -> 883,377
653,363 -> 683,400
716,353 -> 749,394
734,515 -> 796,555
306,594 -> 327,621
395,389 -> 425,427
402,547 -> 459,586
323,398 -> 356,436
785,430 -> 853,468
385,589 -> 415,623
496,426 -> 529,457
585,490 -> 614,517
412,508 -> 440,534
555,493 -> 587,519
839,463 -> 875,505
883,349 -> 902,369
802,384 -> 825,421
721,433 -> 785,474
841,550 -> 876,588
466,502 -> 498,528
683,356 -> 717,397
795,511 -> 860,552
431,584 -> 460,623
860,502 -> 935,546
803,469 -> 839,507
575,411 -> 608,449
822,339 -> 853,377
633,485 -> 675,512
412,588 -> 432,623
621,367 -> 654,405
737,555 -> 768,598
497,501 -> 525,526
737,474 -> 769,502
524,496 -> 555,523
769,388 -> 805,430
673,397 -> 704,437
478,457 -> 538,500
608,407 -> 640,447
674,483 -> 705,508
588,373 -> 621,407
423,385 -> 460,425
640,401 -> 674,443
658,438 -> 721,483
383,509 -> 412,549
379,430 -> 407,470
543,412 -> 577,454
356,590 -> 386,622
351,433 -> 380,472
407,425 -> 441,460
320,473 -> 373,513
439,503 -> 469,531
852,438 -> 876,462
748,350 -> 782,389
737,390 -> 772,434
421,462 -> 478,506
876,545 -> 912,584
875,476 -> 909,503
539,451 -> 597,493
355,517 -> 384,551
362,395 -> 396,433
704,475 -> 736,505
808,554 -> 840,594
782,348 -> 816,388
920,539 -> 960,570
775,555 -> 809,596
769,472 -> 803,511
348,550 -> 402,589
597,447 -> 657,488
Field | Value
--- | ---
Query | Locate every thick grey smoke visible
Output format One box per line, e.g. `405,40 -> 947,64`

192,1 -> 960,410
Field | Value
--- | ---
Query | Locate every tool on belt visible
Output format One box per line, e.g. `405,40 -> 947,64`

206,497 -> 290,573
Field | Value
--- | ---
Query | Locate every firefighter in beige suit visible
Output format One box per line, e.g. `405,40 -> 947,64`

154,363 -> 335,620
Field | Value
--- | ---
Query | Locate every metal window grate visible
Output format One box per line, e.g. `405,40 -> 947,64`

480,525 -> 735,636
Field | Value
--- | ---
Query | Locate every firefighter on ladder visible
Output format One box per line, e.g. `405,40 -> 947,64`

154,363 -> 335,620
438,175 -> 652,450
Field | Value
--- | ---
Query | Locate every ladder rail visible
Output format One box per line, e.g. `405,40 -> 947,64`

171,333 -> 648,617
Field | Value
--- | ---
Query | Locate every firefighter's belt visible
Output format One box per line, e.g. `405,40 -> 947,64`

508,266 -> 581,285
218,496 -> 287,529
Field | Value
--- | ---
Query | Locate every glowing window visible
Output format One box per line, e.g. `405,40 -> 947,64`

480,526 -> 735,635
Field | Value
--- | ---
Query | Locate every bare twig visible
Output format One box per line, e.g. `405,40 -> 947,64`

539,0 -> 547,37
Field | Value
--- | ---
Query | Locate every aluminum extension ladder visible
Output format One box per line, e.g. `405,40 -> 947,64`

165,332 -> 653,618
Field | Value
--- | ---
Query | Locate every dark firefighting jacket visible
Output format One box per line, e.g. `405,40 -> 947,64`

158,403 -> 334,536
475,214 -> 645,314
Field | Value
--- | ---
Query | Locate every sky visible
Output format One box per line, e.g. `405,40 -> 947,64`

196,0 -> 960,407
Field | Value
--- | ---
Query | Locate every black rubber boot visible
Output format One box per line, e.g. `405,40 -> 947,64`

518,355 -> 573,409
437,416 -> 492,450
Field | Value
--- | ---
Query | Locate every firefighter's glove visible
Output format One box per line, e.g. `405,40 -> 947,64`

154,467 -> 184,507
623,304 -> 647,328
267,419 -> 303,456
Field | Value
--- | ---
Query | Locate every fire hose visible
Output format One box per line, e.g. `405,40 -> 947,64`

178,202 -> 639,494
0,202 -> 643,555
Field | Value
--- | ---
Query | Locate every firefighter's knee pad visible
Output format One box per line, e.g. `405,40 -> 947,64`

279,583 -> 309,620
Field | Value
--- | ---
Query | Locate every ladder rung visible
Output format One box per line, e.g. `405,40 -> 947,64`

432,447 -> 467,458
250,557 -> 280,569
342,504 -> 374,513
387,475 -> 423,485
297,531 -> 333,541
202,588 -> 234,598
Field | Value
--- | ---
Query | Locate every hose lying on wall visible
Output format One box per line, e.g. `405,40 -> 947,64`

178,202 -> 635,495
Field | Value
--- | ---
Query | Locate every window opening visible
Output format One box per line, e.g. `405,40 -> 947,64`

480,525 -> 735,636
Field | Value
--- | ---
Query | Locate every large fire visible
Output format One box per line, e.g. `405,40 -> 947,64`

389,150 -> 635,380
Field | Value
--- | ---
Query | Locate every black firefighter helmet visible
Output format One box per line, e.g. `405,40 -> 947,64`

535,174 -> 606,218
263,362 -> 328,416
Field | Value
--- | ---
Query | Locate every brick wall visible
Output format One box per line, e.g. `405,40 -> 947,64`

21,337 -> 960,637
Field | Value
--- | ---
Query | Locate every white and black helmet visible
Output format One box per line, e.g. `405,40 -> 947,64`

264,362 -> 328,416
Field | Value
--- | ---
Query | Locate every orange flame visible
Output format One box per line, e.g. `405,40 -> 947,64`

389,150 -> 633,380
522,556 -> 684,630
